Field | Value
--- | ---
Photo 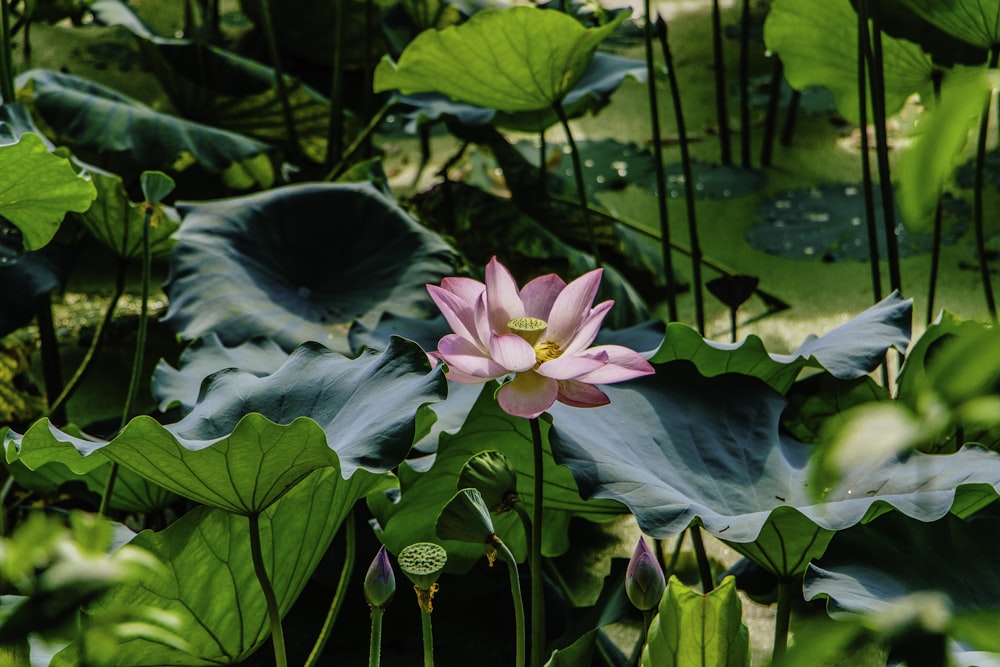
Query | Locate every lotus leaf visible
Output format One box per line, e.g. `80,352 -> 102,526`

162,182 -> 458,350
374,6 -> 626,112
82,169 -> 180,260
652,291 -> 911,393
548,361 -> 1000,577
898,0 -> 1000,49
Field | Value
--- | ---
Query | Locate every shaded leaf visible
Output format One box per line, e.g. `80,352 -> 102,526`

52,466 -> 391,665
548,361 -> 1000,577
369,384 -> 627,572
0,132 -> 96,251
374,6 -> 625,112
642,576 -> 749,667
82,169 -> 179,260
898,0 -> 1000,50
162,182 -> 458,351
652,292 -> 911,393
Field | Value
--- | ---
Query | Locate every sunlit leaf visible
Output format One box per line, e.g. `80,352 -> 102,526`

52,467 -> 392,665
82,170 -> 179,260
163,182 -> 458,351
374,6 -> 626,112
642,576 -> 749,667
0,132 -> 96,251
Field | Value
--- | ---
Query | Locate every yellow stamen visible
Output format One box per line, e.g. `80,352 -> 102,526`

534,341 -> 561,365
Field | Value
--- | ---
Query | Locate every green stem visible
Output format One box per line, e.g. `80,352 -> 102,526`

663,530 -> 685,579
974,45 -> 1000,325
553,100 -> 602,266
0,0 -> 14,104
926,71 -> 944,326
249,513 -> 288,667
856,0 -> 883,304
325,0 -> 346,169
772,578 -> 793,663
738,0 -> 751,167
326,102 -> 393,180
257,0 -> 301,162
641,608 -> 654,647
369,607 -> 384,667
689,526 -> 714,593
656,16 -> 704,334
420,607 -> 434,667
760,57 -> 782,167
100,205 -> 152,516
495,538 -> 527,667
643,3 -> 678,322
529,417 -> 545,667
35,293 -> 65,425
710,0 -> 731,165
304,509 -> 357,667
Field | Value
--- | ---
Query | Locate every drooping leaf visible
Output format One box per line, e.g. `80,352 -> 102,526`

764,0 -> 963,124
805,512 -> 1000,654
162,182 -> 458,351
52,466 -> 392,666
151,334 -> 290,414
642,576 -> 749,667
101,338 -> 444,513
898,0 -> 1000,49
17,69 -> 274,184
374,6 -> 626,112
0,132 -> 96,251
548,361 -> 1000,577
652,291 -> 911,393
82,169 -> 179,260
4,420 -> 176,514
369,384 -> 628,572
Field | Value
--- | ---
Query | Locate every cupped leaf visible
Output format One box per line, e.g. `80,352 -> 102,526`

368,384 -> 628,572
397,53 -> 646,132
52,466 -> 392,666
103,338 -> 445,513
764,0 -> 961,124
805,512 -> 1000,655
641,576 -> 749,667
3,420 -> 176,514
162,182 -> 458,350
652,292 -> 911,393
548,361 -> 1000,577
82,169 -> 180,260
374,6 -> 626,112
0,132 -> 96,251
17,69 -> 273,182
151,334 -> 290,414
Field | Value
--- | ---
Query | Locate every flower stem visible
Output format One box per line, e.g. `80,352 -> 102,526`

304,509 -> 356,667
420,606 -> 434,667
369,607 -> 384,667
257,0 -> 301,162
553,100 -> 602,266
642,2 -> 678,323
772,578 -> 793,663
689,526 -> 714,593
710,0 -> 732,165
856,0 -> 882,305
974,45 -> 1000,325
528,417 -> 545,667
495,537 -> 527,667
249,512 -> 287,667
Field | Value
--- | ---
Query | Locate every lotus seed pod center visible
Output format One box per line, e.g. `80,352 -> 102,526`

508,317 -> 547,345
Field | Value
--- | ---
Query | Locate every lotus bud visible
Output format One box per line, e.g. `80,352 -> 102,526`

626,536 -> 665,611
364,545 -> 396,609
435,488 -> 496,544
458,450 -> 518,514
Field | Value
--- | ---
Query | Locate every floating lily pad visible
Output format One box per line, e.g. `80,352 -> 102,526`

748,184 -> 969,262
548,360 -> 1000,577
162,182 -> 458,350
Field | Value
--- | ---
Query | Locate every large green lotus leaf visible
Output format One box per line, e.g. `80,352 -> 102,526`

17,69 -> 273,181
0,131 -> 96,251
3,420 -> 176,514
82,170 -> 179,260
899,0 -> 1000,49
805,512 -> 1000,655
548,361 -> 1000,577
162,182 -> 458,350
101,338 -> 444,513
52,466 -> 392,666
764,0 -> 950,125
368,384 -> 628,573
151,334 -> 290,414
374,6 -> 626,112
642,576 -> 749,667
652,291 -> 911,394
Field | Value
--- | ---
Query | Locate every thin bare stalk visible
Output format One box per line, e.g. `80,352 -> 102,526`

553,101 -> 602,266
0,0 -> 14,103
325,0 -> 346,169
710,0 -> 732,164
529,417 -> 545,667
305,509 -> 357,667
857,1 -> 882,304
738,0 -> 751,167
258,0 -> 301,161
250,513 -> 288,667
326,102 -> 393,180
973,46 -> 1000,324
772,578 -> 793,663
689,526 -> 714,593
495,537 -> 527,667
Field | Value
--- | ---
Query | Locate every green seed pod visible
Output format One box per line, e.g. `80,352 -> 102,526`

458,450 -> 518,514
398,542 -> 448,591
435,488 -> 496,544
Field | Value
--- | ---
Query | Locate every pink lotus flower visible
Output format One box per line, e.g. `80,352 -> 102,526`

427,257 -> 654,419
